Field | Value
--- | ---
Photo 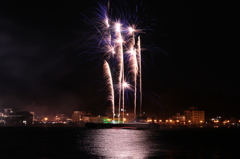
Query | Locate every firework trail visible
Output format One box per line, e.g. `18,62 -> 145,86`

87,0 -> 155,122
127,46 -> 138,119
101,2 -> 142,122
114,22 -> 125,122
137,36 -> 142,117
78,0 -> 163,122
103,60 -> 115,119
126,27 -> 138,119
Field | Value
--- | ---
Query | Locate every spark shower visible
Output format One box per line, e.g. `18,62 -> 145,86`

90,0 -> 151,123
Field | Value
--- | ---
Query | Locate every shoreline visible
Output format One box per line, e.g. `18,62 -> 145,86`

0,123 -> 239,129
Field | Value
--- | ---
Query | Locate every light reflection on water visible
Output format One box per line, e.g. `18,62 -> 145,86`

1,127 -> 240,158
80,129 -> 155,158
76,128 -> 240,159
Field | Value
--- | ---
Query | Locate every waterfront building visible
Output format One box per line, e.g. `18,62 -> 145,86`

71,111 -> 92,123
184,107 -> 205,125
172,113 -> 186,125
4,108 -> 13,114
3,111 -> 33,125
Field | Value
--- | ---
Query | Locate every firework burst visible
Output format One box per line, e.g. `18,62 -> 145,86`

80,0 -> 161,122
97,0 -> 147,122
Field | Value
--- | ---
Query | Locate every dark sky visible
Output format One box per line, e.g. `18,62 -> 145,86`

0,0 -> 238,118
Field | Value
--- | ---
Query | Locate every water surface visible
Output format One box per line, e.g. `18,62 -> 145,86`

0,127 -> 239,158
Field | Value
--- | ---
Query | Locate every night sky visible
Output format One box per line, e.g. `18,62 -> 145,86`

0,1 -> 238,118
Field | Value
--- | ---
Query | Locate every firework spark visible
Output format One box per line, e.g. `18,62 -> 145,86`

99,1 -> 144,122
137,36 -> 142,117
81,0 -> 158,122
103,60 -> 115,119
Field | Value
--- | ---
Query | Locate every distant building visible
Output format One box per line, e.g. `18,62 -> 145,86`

184,107 -> 205,125
172,113 -> 186,125
71,111 -> 92,123
55,114 -> 67,122
4,111 -> 33,126
30,112 -> 35,121
4,108 -> 13,114
0,112 -> 5,124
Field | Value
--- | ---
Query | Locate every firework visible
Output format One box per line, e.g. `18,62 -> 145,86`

78,0 -> 153,123
137,36 -> 142,117
103,60 -> 115,119
97,1 -> 144,122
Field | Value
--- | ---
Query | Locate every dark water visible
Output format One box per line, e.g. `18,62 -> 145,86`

0,127 -> 239,159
